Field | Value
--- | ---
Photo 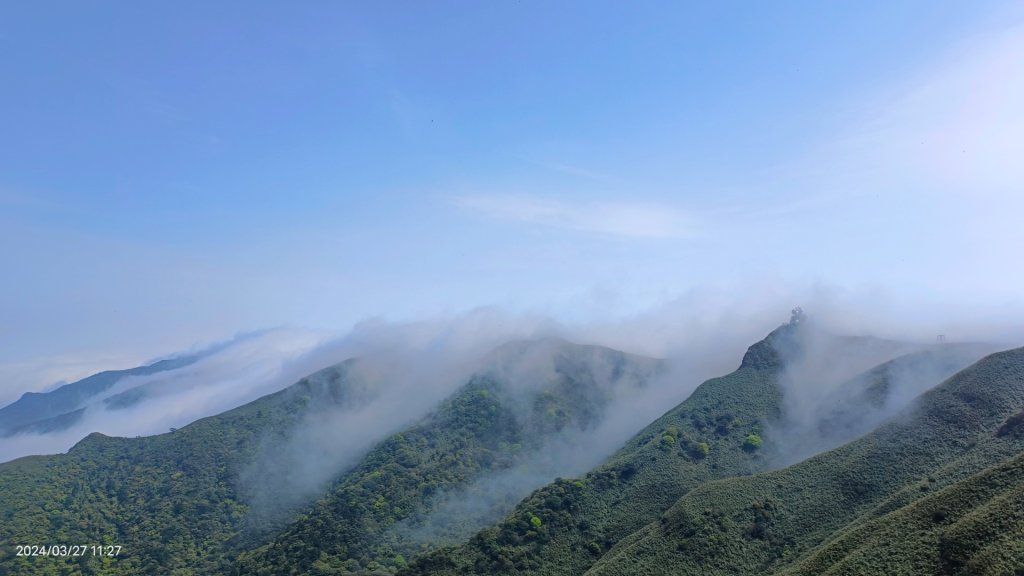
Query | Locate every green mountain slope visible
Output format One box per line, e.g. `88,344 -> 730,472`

3,326 -> 999,576
0,359 -> 375,576
230,340 -> 663,576
399,330 -> 983,576
400,336 -> 784,575
401,326 -> 790,575
0,339 -> 661,576
582,347 -> 1024,576
776,448 -> 1024,576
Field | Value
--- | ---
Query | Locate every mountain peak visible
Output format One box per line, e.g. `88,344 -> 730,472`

739,323 -> 797,370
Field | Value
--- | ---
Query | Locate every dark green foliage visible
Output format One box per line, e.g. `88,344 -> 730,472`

231,376 -> 524,575
996,408 -> 1024,439
4,328 -> 1017,576
401,325 -> 799,576
232,343 -> 662,575
0,341 -> 660,576
0,360 -> 365,575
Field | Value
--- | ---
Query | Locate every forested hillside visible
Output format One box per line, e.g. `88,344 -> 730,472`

2,327 -> 1015,576
232,341 -> 662,575
398,327 -> 794,576
0,340 -> 662,576
0,359 -> 376,576
400,325 -> 940,575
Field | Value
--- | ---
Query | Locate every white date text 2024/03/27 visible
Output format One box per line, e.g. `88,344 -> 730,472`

14,544 -> 122,557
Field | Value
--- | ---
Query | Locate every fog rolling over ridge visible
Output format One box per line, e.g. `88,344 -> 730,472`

202,299 -> 821,538
4,2 -> 1024,573
387,339 -> 680,548
239,337 -> 676,535
0,309 -> 562,464
0,292 -> 787,466
2,301 -> 1024,576
764,320 -> 1001,466
2,293 -> 1021,467
234,306 -> 1024,576
0,328 -> 333,462
231,336 -> 687,575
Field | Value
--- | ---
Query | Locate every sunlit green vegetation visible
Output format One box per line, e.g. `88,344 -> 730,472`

400,326 -> 798,576
3,327 -> 1021,576
232,344 -> 663,575
0,361 -> 364,576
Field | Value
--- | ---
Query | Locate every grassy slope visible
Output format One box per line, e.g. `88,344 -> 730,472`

0,360 -> 367,576
584,347 -> 1024,576
230,342 -> 663,576
3,329 -> 989,576
777,449 -> 1024,576
399,326 -> 801,576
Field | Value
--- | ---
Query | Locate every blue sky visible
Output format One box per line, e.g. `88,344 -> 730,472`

3,1 -> 1024,381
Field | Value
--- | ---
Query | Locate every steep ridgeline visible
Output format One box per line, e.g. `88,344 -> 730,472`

0,355 -> 201,437
399,327 -> 963,576
1,327 -> 994,576
230,340 -> 663,576
0,360 -> 380,576
583,346 -> 1024,576
398,325 -> 791,576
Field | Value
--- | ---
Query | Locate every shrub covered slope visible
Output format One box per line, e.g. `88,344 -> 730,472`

0,359 -> 382,576
583,347 -> 1024,576
0,340 -> 662,576
2,327 -> 1012,576
399,325 -> 947,575
231,340 -> 663,575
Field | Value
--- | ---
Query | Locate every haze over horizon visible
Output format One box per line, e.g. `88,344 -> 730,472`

4,2 -> 1024,395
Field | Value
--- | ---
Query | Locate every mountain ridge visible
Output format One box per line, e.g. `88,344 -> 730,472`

582,346 -> 1024,576
0,355 -> 202,437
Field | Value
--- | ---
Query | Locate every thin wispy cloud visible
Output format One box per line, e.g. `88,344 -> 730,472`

452,194 -> 697,239
537,161 -> 612,182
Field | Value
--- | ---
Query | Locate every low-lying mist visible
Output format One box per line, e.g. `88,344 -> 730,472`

238,334 -> 678,529
0,328 -> 333,462
0,311 -> 565,464
388,358 -> 692,548
764,319 -> 1004,467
